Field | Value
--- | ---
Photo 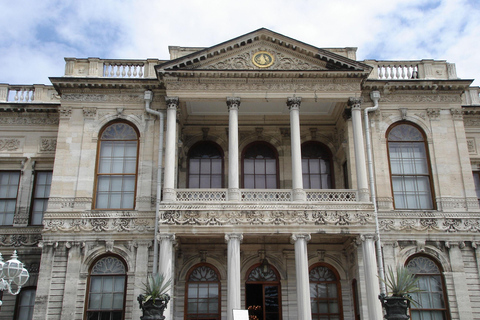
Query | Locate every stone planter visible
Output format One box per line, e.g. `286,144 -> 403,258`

379,295 -> 410,320
138,294 -> 170,320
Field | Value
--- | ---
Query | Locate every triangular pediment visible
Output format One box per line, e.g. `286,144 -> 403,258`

156,28 -> 371,76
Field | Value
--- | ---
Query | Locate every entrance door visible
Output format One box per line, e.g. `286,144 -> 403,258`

245,264 -> 281,320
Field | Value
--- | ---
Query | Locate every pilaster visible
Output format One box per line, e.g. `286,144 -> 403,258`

158,234 -> 176,320
60,242 -> 82,318
359,234 -> 382,320
446,241 -> 473,319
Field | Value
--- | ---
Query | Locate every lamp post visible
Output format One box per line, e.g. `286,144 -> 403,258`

0,251 -> 30,306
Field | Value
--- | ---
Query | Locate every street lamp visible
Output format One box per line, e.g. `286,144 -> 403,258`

0,251 -> 30,306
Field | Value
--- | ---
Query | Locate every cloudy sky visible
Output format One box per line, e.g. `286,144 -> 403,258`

1,0 -> 479,85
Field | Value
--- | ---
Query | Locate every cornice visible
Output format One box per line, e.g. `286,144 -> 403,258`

49,77 -> 162,93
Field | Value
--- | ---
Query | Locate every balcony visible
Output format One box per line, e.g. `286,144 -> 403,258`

173,188 -> 357,203
63,58 -> 163,78
364,59 -> 458,80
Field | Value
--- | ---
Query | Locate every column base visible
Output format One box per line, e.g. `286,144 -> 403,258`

228,188 -> 241,201
292,188 -> 306,201
163,188 -> 176,202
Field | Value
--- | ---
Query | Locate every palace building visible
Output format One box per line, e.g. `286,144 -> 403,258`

1,28 -> 480,320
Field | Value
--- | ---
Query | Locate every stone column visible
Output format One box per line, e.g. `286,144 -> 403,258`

225,233 -> 243,320
349,97 -> 369,202
227,97 -> 241,201
288,97 -> 306,201
60,242 -> 82,318
133,241 -> 151,320
158,234 -> 176,320
446,241 -> 473,319
291,234 -> 312,320
360,234 -> 383,320
163,97 -> 179,202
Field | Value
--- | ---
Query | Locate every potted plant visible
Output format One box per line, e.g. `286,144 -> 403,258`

137,273 -> 172,320
378,266 -> 422,320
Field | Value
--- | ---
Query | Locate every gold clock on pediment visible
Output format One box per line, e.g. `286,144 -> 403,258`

252,51 -> 274,68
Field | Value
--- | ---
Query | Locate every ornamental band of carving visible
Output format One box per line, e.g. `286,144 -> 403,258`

0,138 -> 21,151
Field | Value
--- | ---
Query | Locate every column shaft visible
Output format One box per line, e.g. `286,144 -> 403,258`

349,98 -> 369,202
163,97 -> 178,202
227,98 -> 241,201
158,234 -> 175,320
361,235 -> 383,320
288,97 -> 306,201
292,234 -> 312,320
226,233 -> 243,320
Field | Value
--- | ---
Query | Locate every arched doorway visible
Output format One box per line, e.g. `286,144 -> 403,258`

245,264 -> 282,320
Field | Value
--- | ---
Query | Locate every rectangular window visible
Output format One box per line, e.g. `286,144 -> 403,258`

30,171 -> 53,225
473,171 -> 480,205
0,171 -> 20,226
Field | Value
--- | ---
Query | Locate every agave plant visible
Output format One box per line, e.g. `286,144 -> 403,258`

141,273 -> 172,302
380,266 -> 423,306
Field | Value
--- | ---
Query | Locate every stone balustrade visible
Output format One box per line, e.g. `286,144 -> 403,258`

173,188 -> 358,203
0,84 -> 59,103
365,59 -> 458,80
64,58 -> 162,78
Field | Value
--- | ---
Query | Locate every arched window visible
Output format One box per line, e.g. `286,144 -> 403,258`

406,256 -> 449,320
15,287 -> 36,320
309,264 -> 343,320
387,123 -> 434,209
94,122 -> 139,209
302,141 -> 334,189
185,264 -> 221,320
242,142 -> 278,189
245,264 -> 282,320
187,142 -> 224,188
86,256 -> 127,320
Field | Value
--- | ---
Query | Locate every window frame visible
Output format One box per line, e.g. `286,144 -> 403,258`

0,170 -> 21,226
241,141 -> 279,189
386,122 -> 435,210
184,263 -> 221,320
14,286 -> 36,320
187,141 -> 224,189
93,121 -> 140,210
29,170 -> 53,226
473,171 -> 480,205
301,141 -> 335,189
405,254 -> 450,320
84,255 -> 127,320
245,263 -> 282,320
309,263 -> 344,320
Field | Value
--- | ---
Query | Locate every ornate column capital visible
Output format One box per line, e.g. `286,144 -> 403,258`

158,233 -> 176,244
226,97 -> 241,110
287,97 -> 301,110
165,96 -> 179,109
290,233 -> 311,244
225,233 -> 243,243
348,97 -> 363,109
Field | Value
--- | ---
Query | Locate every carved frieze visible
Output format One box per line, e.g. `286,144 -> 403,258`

0,114 -> 59,125
0,234 -> 42,247
40,138 -> 57,152
380,94 -> 460,103
43,216 -> 155,233
0,138 -> 21,151
62,93 -> 145,103
380,216 -> 480,233
467,138 -> 477,154
83,107 -> 97,118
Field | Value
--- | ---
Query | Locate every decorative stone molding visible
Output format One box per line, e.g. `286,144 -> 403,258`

463,116 -> 480,127
382,94 -> 461,103
450,108 -> 463,120
40,138 -> 57,152
164,78 -> 359,92
0,138 -> 21,151
165,96 -> 179,109
287,97 -> 301,110
0,113 -> 59,125
427,108 -> 440,120
13,207 -> 29,225
159,209 -> 374,226
43,216 -> 154,233
0,234 -> 42,247
380,216 -> 480,233
59,106 -> 72,119
83,107 -> 97,118
291,233 -> 311,243
225,233 -> 243,243
62,93 -> 145,103
467,138 -> 477,154
348,97 -> 363,109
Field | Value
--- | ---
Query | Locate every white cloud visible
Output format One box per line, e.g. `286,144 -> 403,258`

0,0 -> 478,85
